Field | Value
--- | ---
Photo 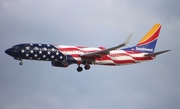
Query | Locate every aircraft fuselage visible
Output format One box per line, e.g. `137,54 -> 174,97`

5,43 -> 154,71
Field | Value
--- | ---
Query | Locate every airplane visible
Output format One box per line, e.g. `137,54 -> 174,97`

5,24 -> 170,72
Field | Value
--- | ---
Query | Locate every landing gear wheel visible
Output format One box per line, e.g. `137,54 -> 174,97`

77,66 -> 83,72
84,64 -> 90,70
19,62 -> 23,65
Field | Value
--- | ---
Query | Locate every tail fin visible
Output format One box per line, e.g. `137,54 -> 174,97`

135,24 -> 161,53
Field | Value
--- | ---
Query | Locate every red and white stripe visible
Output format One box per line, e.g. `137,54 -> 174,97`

54,45 -> 155,65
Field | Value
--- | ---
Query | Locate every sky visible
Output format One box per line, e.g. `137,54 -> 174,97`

0,0 -> 180,109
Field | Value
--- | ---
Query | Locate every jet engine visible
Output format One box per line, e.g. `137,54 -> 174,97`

51,61 -> 69,67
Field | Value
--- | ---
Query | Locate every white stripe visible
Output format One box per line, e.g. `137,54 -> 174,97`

110,50 -> 127,54
95,60 -> 114,64
111,56 -> 134,60
73,57 -> 82,61
55,45 -> 77,48
130,53 -> 146,57
79,48 -> 101,51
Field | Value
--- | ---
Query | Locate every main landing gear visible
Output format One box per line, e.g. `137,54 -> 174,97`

77,66 -> 83,72
84,64 -> 90,70
77,64 -> 91,72
14,57 -> 23,66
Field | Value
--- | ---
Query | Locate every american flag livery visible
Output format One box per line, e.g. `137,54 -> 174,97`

5,24 -> 170,72
54,45 -> 151,65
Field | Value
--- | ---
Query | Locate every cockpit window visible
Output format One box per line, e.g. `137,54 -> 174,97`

12,46 -> 20,49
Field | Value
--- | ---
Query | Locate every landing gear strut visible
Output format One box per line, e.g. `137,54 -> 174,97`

14,58 -> 23,66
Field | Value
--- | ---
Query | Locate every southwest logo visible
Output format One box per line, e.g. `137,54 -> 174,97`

136,47 -> 153,52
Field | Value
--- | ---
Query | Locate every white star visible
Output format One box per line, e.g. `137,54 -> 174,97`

46,58 -> 49,61
30,50 -> 34,53
26,46 -> 30,50
35,47 -> 39,50
51,55 -> 54,59
30,44 -> 33,46
39,44 -> 42,46
43,47 -> 47,51
59,56 -> 63,59
21,49 -> 25,53
34,54 -> 38,57
47,51 -> 51,55
43,55 -> 46,58
56,52 -> 59,55
51,48 -> 55,52
25,54 -> 29,57
39,51 -> 42,54
47,44 -> 50,47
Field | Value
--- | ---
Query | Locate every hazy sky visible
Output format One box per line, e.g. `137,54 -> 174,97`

1,0 -> 180,109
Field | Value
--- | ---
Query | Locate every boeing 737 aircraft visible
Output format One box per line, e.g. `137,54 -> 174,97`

5,24 -> 170,72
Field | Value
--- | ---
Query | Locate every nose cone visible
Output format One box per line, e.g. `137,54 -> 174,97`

5,48 -> 13,56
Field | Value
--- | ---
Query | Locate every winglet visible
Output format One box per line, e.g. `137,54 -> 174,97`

124,34 -> 132,45
115,34 -> 132,49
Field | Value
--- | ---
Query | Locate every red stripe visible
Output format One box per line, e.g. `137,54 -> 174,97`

137,26 -> 161,46
58,48 -> 79,50
135,56 -> 154,61
113,60 -> 135,64
96,55 -> 112,60
125,50 -> 142,54
70,54 -> 80,57
100,63 -> 116,66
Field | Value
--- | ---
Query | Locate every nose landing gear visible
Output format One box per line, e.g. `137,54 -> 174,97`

14,57 -> 23,66
19,61 -> 23,65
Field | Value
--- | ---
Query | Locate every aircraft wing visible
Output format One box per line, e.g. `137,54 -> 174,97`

144,50 -> 170,56
80,34 -> 132,58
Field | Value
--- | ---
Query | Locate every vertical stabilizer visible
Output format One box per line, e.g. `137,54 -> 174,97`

123,24 -> 162,53
136,24 -> 161,53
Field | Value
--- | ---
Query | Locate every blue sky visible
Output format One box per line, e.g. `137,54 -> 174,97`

0,0 -> 180,109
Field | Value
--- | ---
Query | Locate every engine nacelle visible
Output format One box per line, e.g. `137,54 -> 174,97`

51,61 -> 69,67
65,55 -> 78,63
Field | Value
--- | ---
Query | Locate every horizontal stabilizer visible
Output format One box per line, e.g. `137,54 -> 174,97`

144,50 -> 170,56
